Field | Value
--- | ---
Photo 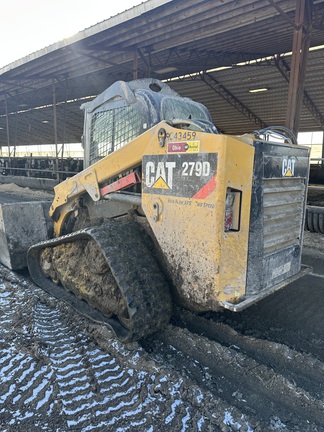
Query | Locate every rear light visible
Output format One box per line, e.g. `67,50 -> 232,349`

224,189 -> 241,231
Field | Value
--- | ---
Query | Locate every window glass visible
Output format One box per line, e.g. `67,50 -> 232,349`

89,106 -> 142,165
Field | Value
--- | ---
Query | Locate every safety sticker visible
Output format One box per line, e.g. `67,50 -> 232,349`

143,153 -> 217,198
167,141 -> 200,153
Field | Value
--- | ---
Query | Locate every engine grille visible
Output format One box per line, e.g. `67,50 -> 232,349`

263,178 -> 305,255
245,140 -> 309,295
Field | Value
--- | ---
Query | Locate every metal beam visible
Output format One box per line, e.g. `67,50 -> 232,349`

312,9 -> 324,30
71,48 -> 118,67
267,0 -> 299,30
149,48 -> 271,75
133,51 -> 138,80
274,54 -> 324,129
200,72 -> 267,130
285,0 -> 313,135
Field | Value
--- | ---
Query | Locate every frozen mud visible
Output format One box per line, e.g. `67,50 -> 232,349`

0,248 -> 323,431
0,267 -> 259,431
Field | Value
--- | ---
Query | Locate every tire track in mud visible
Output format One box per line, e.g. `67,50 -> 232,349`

175,309 -> 324,401
217,274 -> 324,362
0,267 -> 260,431
142,308 -> 324,432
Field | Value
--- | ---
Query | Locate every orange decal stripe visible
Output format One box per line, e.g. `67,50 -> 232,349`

192,175 -> 217,199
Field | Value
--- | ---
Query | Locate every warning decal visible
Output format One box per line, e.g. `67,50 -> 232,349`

143,153 -> 217,198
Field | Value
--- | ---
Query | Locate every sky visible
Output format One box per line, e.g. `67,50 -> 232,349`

0,0 -> 142,68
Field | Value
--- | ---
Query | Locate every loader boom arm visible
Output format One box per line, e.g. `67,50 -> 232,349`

50,124 -> 159,236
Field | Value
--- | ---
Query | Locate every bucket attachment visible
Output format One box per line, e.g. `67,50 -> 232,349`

0,201 -> 52,270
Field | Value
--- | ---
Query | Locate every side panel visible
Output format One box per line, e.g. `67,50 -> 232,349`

246,141 -> 309,294
141,127 -> 255,311
217,137 -> 255,306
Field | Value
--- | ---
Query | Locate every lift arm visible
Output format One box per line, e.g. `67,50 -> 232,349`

50,124 -> 161,236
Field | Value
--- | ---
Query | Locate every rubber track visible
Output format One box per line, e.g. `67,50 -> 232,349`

305,205 -> 324,234
27,220 -> 172,343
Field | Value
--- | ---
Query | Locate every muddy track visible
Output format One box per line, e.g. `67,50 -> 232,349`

0,266 -> 263,431
0,250 -> 323,430
143,309 -> 324,430
141,249 -> 324,431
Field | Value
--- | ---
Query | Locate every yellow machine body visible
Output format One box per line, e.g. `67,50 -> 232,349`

141,126 -> 255,310
50,122 -> 258,312
0,79 -> 309,341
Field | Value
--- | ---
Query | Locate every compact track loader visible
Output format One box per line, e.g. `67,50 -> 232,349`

0,79 -> 310,342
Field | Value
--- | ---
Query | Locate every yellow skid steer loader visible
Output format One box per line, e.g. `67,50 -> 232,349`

0,79 -> 310,342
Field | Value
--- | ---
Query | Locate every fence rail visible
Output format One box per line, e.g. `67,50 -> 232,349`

0,156 -> 83,181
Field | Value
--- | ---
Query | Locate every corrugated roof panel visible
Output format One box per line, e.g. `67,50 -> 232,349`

0,0 -> 324,147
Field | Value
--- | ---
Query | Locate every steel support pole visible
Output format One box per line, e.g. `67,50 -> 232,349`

60,77 -> 68,166
52,79 -> 59,181
4,93 -> 11,172
285,0 -> 312,135
322,132 -> 324,167
133,51 -> 138,80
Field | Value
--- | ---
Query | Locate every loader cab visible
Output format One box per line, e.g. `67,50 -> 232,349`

81,79 -> 214,168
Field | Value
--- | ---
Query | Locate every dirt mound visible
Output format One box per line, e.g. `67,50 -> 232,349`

0,183 -> 53,200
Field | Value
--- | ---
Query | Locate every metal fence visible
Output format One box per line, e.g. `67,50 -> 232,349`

0,156 -> 83,181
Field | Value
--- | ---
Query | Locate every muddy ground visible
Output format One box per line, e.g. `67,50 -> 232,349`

0,184 -> 323,431
0,183 -> 54,202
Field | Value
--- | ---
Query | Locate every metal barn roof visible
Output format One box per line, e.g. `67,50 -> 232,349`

0,0 -> 324,148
